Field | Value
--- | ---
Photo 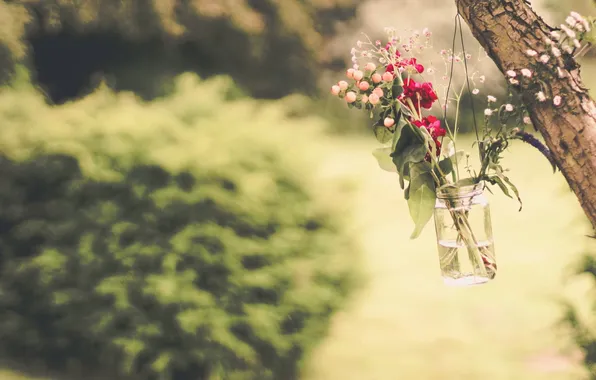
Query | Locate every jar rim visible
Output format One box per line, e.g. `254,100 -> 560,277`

436,180 -> 484,199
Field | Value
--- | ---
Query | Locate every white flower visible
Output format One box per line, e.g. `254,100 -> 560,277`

570,11 -> 583,21
574,39 -> 581,48
487,95 -> 497,102
536,91 -> 546,102
521,68 -> 532,77
350,48 -> 357,55
564,45 -> 574,54
351,56 -> 358,63
484,109 -> 493,116
472,88 -> 480,95
509,78 -> 519,85
357,40 -> 363,48
552,47 -> 561,57
523,116 -> 531,125
566,16 -> 577,27
561,24 -> 576,38
505,104 -> 514,111
506,70 -> 517,77
353,64 -> 359,70
553,95 -> 562,106
423,28 -> 431,37
557,67 -> 567,78
550,31 -> 561,40
526,49 -> 538,57
545,38 -> 553,45
539,54 -> 550,63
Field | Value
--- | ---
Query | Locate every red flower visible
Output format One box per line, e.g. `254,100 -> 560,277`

411,115 -> 446,162
412,115 -> 446,139
400,78 -> 438,110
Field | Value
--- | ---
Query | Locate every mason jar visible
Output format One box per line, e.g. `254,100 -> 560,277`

433,182 -> 496,286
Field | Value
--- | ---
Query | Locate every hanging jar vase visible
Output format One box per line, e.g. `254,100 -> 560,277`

433,181 -> 497,286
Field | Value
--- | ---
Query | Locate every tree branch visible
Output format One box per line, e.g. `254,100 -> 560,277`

455,0 -> 596,232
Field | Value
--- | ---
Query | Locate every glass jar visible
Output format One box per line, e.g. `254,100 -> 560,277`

433,182 -> 496,286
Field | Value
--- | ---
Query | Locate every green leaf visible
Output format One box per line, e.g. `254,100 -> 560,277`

501,174 -> 523,211
392,82 -> 404,98
438,157 -> 453,175
392,142 -> 427,176
372,147 -> 397,172
407,168 -> 436,239
373,126 -> 392,143
489,175 -> 512,198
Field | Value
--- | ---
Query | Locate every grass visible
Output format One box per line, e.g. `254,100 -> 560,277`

304,134 -> 591,380
0,134 -> 591,380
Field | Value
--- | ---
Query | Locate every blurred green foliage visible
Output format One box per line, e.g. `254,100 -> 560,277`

564,238 -> 596,378
0,70 -> 359,379
0,0 -> 357,99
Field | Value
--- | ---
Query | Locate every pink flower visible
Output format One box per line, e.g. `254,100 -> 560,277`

331,85 -> 341,95
371,73 -> 382,83
338,81 -> 348,90
521,68 -> 532,77
362,94 -> 369,103
553,95 -> 562,106
384,117 -> 395,128
506,70 -> 517,77
373,87 -> 384,98
346,68 -> 355,78
353,70 -> 364,81
382,71 -> 394,82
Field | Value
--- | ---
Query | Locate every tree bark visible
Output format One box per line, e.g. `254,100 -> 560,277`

455,0 -> 596,232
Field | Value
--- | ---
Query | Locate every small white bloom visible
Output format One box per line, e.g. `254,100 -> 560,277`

351,56 -> 358,63
561,24 -> 576,38
557,67 -> 567,78
521,68 -> 532,77
550,31 -> 561,40
487,95 -> 497,102
536,91 -> 546,102
505,104 -> 514,112
479,75 -> 486,83
506,70 -> 517,77
566,16 -> 577,27
544,38 -> 553,45
526,49 -> 538,57
357,40 -> 363,48
539,54 -> 550,63
472,88 -> 480,95
552,47 -> 561,57
570,11 -> 583,21
574,39 -> 581,48
553,95 -> 562,106
509,78 -> 519,85
523,116 -> 532,124
564,45 -> 574,54
350,48 -> 357,55
484,109 -> 493,116
353,64 -> 359,70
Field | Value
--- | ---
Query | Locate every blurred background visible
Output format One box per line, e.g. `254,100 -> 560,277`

0,0 -> 594,379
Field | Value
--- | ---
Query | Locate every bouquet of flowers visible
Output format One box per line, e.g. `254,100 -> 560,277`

331,13 -> 594,285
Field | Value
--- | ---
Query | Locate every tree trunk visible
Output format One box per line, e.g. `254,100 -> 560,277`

455,0 -> 596,232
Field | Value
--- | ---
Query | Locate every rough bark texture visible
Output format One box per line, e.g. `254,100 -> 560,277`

455,0 -> 596,232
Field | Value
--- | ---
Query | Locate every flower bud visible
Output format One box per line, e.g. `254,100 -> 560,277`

345,91 -> 357,103
371,73 -> 382,83
361,94 -> 369,103
331,85 -> 341,95
358,81 -> 370,91
382,72 -> 394,82
338,81 -> 349,90
384,117 -> 395,127
365,62 -> 376,71
353,70 -> 364,81
368,93 -> 380,105
373,87 -> 384,97
346,68 -> 355,78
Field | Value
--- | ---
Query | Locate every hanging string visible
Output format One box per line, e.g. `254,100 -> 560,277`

444,13 -> 484,163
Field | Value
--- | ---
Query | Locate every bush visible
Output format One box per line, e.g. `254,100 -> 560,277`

0,72 -> 359,379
